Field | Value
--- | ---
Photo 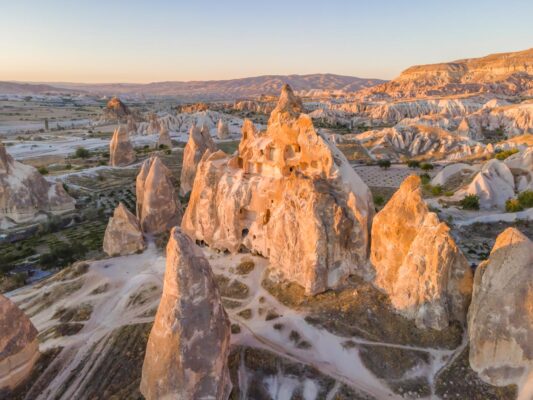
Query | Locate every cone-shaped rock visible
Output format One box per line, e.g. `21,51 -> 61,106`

136,156 -> 182,234
370,175 -> 473,330
156,126 -> 172,149
103,202 -> 145,256
468,227 -> 533,386
109,125 -> 136,167
0,294 -> 40,390
179,124 -> 217,196
216,118 -> 229,139
182,84 -> 374,295
0,143 -> 75,224
140,227 -> 231,400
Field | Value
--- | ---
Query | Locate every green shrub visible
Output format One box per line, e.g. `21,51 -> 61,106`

505,198 -> 523,213
495,148 -> 518,161
75,147 -> 90,159
517,190 -> 533,208
377,159 -> 391,169
159,144 -> 169,150
420,162 -> 434,171
460,194 -> 480,210
431,185 -> 443,196
37,166 -> 49,175
419,173 -> 431,185
373,195 -> 385,206
407,160 -> 420,169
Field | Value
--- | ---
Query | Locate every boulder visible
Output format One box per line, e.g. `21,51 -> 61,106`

136,156 -> 182,234
0,294 -> 40,391
0,143 -> 75,224
370,175 -> 473,330
182,84 -> 374,295
109,125 -> 136,167
103,202 -> 146,256
461,159 -> 515,209
179,124 -> 217,196
140,227 -> 231,400
156,126 -> 172,149
468,228 -> 533,386
216,118 -> 229,139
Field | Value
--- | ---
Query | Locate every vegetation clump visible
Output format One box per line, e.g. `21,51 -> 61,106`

494,148 -> 518,160
460,194 -> 480,210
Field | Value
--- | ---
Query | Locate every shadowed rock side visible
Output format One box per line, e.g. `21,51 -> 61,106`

101,96 -> 131,122
179,124 -> 217,196
156,126 -> 172,149
370,175 -> 473,330
0,294 -> 40,391
136,156 -> 182,234
140,228 -> 231,400
0,142 -> 75,224
103,202 -> 145,256
109,125 -> 136,167
468,227 -> 533,386
217,118 -> 229,139
182,84 -> 374,295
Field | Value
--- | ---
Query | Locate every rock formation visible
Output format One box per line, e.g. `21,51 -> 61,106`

217,118 -> 229,139
0,143 -> 75,224
460,159 -> 516,209
102,97 -> 131,122
182,84 -> 374,295
109,125 -> 136,167
179,124 -> 217,196
0,294 -> 40,391
468,228 -> 533,386
370,175 -> 473,330
505,147 -> 533,191
156,126 -> 172,149
136,156 -> 182,234
126,116 -> 137,134
140,227 -> 231,400
103,202 -> 146,256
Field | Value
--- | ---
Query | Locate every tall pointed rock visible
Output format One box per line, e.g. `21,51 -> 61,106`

140,227 -> 231,400
370,175 -> 473,330
103,202 -> 145,256
109,125 -> 136,167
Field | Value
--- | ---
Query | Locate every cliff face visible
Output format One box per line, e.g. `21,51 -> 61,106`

0,143 -> 75,224
182,85 -> 374,295
0,294 -> 40,391
468,228 -> 533,386
358,48 -> 533,99
140,228 -> 231,400
370,175 -> 473,330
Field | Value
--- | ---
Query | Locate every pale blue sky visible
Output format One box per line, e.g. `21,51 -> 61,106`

1,0 -> 532,83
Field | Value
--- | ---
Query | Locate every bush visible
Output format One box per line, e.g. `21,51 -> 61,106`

407,160 -> 420,169
517,190 -> 533,208
505,198 -> 523,213
373,194 -> 385,206
65,163 -> 72,170
495,148 -> 518,161
460,194 -> 480,210
37,166 -> 49,175
75,147 -> 90,159
420,162 -> 434,171
378,159 -> 391,169
159,144 -> 169,150
419,173 -> 431,185
431,185 -> 443,196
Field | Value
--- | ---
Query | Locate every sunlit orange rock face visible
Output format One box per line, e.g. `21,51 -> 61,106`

140,227 -> 231,400
182,84 -> 374,295
103,96 -> 131,121
370,175 -> 473,330
109,125 -> 136,167
468,228 -> 533,386
0,294 -> 40,391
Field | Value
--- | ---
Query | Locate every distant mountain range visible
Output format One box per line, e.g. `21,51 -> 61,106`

0,74 -> 385,100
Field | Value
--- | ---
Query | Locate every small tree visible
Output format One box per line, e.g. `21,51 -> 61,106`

517,190 -> 533,208
419,173 -> 431,185
460,194 -> 480,210
373,194 -> 385,206
407,160 -> 420,169
505,198 -> 523,213
37,166 -> 49,175
420,162 -> 434,171
378,159 -> 391,169
75,147 -> 90,159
